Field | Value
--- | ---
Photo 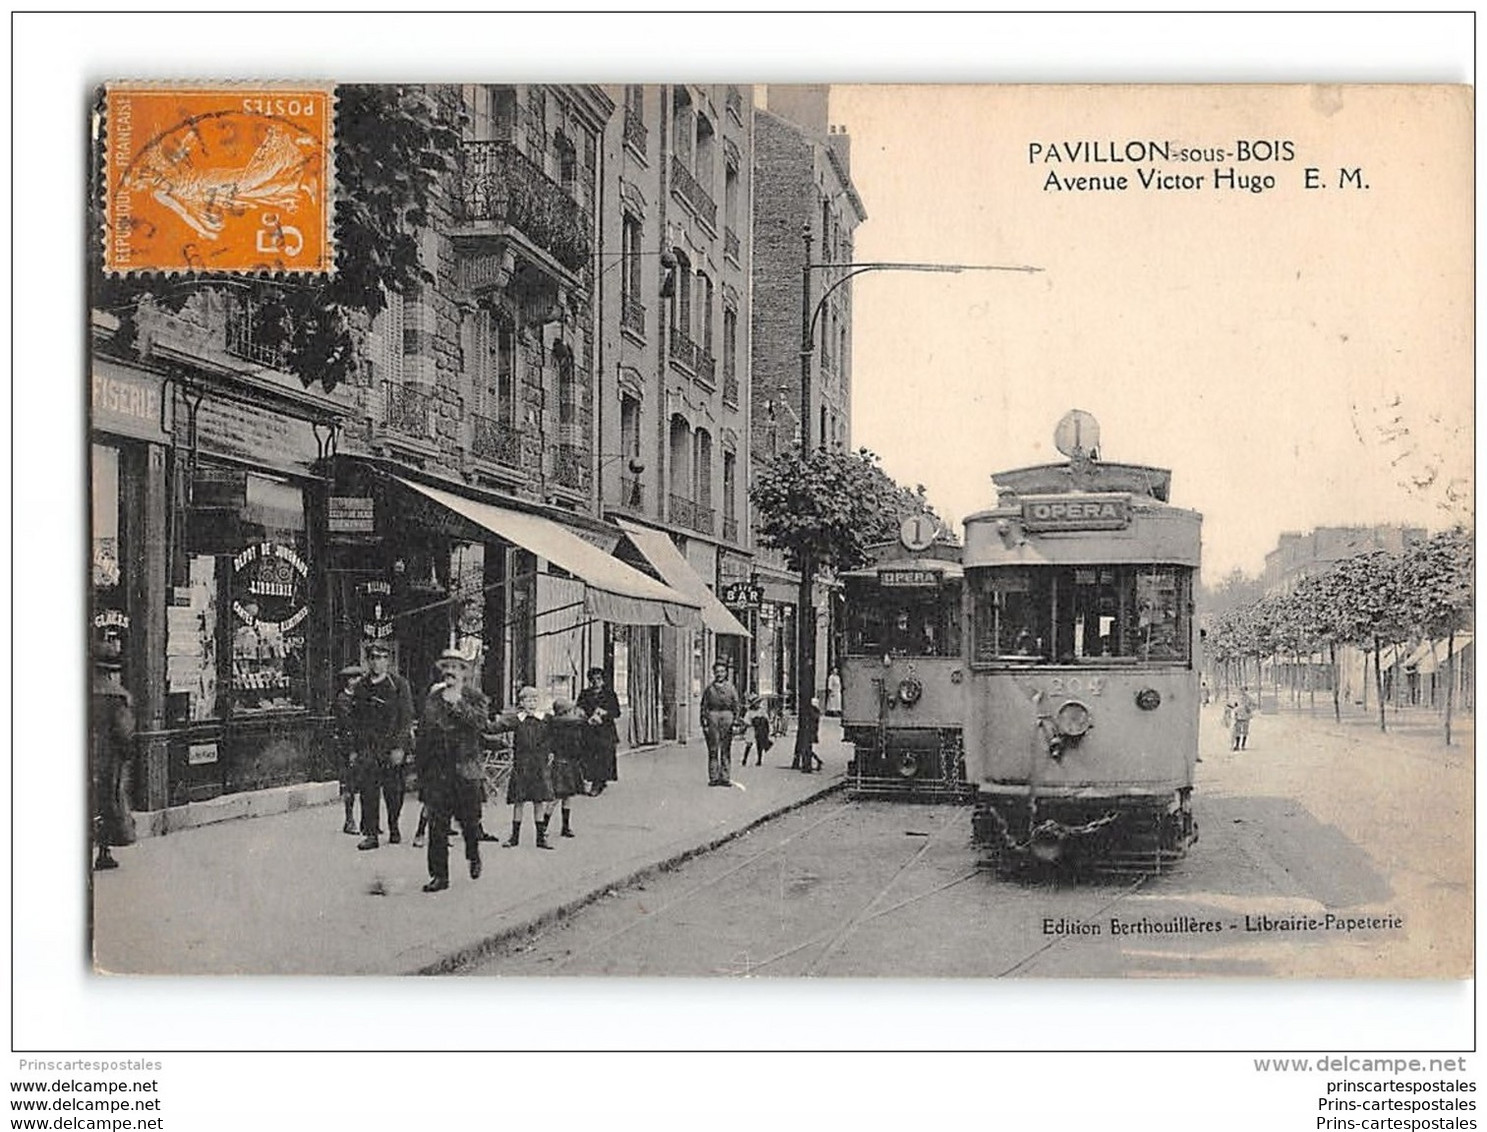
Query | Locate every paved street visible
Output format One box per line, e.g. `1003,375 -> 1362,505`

91,731 -> 849,976
461,703 -> 1473,977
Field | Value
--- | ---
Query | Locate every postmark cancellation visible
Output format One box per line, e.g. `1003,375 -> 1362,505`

101,83 -> 335,275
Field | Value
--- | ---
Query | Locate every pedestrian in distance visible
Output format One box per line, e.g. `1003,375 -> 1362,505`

547,698 -> 588,838
332,663 -> 364,835
492,686 -> 557,849
701,662 -> 742,786
802,696 -> 824,773
739,695 -> 772,767
413,649 -> 489,893
350,642 -> 415,850
1228,687 -> 1256,751
825,668 -> 843,717
90,636 -> 137,871
576,667 -> 621,795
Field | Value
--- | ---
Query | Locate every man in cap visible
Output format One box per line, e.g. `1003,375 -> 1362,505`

90,636 -> 136,870
700,661 -> 742,787
350,641 -> 414,850
414,649 -> 490,892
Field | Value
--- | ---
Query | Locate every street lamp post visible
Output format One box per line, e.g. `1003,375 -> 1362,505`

790,225 -> 1041,771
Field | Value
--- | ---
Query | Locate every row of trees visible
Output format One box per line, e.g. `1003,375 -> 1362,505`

1206,528 -> 1473,743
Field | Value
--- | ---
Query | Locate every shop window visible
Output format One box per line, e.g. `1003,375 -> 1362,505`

175,464 -> 310,720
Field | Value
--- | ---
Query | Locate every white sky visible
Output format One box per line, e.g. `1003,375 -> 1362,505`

833,84 -> 1473,577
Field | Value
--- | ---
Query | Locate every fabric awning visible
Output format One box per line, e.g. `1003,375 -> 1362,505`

1404,634 -> 1473,675
616,518 -> 751,638
395,478 -> 700,628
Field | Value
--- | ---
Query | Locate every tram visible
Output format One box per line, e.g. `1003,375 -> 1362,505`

962,412 -> 1201,872
840,518 -> 970,799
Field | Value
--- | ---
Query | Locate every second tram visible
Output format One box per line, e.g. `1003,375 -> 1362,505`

840,527 -> 970,799
962,416 -> 1202,872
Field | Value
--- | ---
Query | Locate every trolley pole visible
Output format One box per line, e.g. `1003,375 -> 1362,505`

790,234 -> 1042,772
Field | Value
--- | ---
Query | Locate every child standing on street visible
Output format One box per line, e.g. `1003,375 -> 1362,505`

547,698 -> 587,838
739,695 -> 772,767
491,686 -> 557,849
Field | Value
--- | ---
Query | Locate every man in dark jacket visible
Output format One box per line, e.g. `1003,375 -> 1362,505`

91,639 -> 136,870
575,667 -> 621,794
351,641 -> 415,850
414,649 -> 489,892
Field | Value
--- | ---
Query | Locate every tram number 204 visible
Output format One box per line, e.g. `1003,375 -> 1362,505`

1042,676 -> 1106,696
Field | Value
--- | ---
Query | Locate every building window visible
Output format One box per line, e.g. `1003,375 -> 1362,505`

554,131 -> 578,195
695,111 -> 716,188
626,84 -> 644,120
668,415 -> 691,501
671,249 -> 692,337
724,164 -> 739,231
494,314 -> 516,426
693,429 -> 713,511
465,84 -> 517,142
554,342 -> 577,429
722,450 -> 737,522
697,271 -> 714,354
671,87 -> 693,165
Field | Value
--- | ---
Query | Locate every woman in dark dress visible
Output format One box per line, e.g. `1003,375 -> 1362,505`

575,667 -> 621,794
490,685 -> 556,849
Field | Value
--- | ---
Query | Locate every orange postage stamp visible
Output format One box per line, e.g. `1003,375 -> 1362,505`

102,83 -> 335,274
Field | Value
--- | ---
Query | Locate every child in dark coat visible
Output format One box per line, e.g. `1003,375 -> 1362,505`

547,698 -> 588,838
490,685 -> 557,849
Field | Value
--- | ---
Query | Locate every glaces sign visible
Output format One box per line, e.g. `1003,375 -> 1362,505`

1020,493 -> 1132,531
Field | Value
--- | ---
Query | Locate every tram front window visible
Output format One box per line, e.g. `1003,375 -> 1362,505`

845,580 -> 962,658
972,565 -> 1191,666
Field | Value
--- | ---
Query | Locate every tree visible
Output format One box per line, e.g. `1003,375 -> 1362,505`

92,85 -> 462,392
1397,527 -> 1473,744
752,446 -> 939,766
1321,550 -> 1410,732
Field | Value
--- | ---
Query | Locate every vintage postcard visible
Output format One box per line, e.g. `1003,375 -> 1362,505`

86,82 -> 1472,980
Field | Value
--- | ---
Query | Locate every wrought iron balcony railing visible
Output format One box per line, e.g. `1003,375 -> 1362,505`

696,350 -> 716,388
615,475 -> 645,511
722,365 -> 740,409
551,443 -> 591,492
724,226 -> 740,264
457,141 -> 591,274
668,325 -> 700,374
621,293 -> 646,340
669,493 -> 715,536
723,514 -> 739,544
669,154 -> 717,230
471,413 -> 530,469
623,107 -> 648,156
225,298 -> 288,370
382,382 -> 436,440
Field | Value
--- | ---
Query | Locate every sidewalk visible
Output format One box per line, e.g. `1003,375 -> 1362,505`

92,725 -> 849,976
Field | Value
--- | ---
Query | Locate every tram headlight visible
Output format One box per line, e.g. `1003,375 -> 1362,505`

898,676 -> 924,706
1054,700 -> 1093,738
1135,688 -> 1161,711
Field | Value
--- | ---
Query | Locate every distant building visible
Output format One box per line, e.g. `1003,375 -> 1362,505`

749,85 -> 867,707
1262,524 -> 1427,596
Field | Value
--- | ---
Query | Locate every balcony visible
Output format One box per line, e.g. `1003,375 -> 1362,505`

621,293 -> 646,341
551,443 -> 592,493
723,514 -> 739,544
623,107 -> 648,157
670,493 -> 715,536
456,141 -> 591,275
382,382 -> 436,441
471,413 -> 539,472
724,226 -> 740,265
722,359 -> 740,409
668,325 -> 701,375
669,154 -> 717,231
225,297 -> 288,370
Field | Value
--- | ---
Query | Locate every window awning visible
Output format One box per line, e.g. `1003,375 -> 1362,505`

395,478 -> 700,628
616,518 -> 751,638
1404,634 -> 1473,675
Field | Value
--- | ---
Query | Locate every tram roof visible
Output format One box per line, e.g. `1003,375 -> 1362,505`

841,557 -> 965,581
988,460 -> 1172,503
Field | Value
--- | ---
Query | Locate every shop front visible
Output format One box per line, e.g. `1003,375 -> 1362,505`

326,464 -> 701,724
